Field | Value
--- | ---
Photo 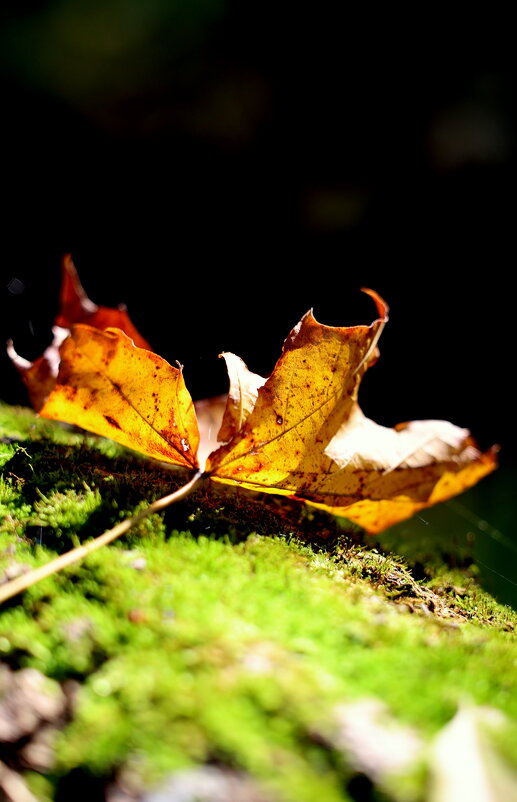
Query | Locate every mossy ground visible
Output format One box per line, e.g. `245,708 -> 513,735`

1,402 -> 516,802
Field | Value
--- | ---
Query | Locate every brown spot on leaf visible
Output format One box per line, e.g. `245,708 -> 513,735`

63,386 -> 78,400
103,415 -> 122,430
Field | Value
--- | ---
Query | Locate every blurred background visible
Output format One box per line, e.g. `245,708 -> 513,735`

0,3 -> 515,602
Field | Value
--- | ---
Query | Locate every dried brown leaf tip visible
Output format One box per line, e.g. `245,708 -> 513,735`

8,254 -> 150,410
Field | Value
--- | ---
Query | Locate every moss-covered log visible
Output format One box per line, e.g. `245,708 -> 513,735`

1,403 -> 516,802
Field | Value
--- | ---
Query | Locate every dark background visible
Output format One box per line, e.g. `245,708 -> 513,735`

0,3 -> 515,599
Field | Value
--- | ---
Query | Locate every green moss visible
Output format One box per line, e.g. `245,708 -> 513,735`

0,474 -> 33,535
30,485 -> 102,536
24,772 -> 55,802
0,402 -> 126,454
1,403 -> 516,801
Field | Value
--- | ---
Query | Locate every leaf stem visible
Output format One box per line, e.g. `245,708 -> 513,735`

0,471 -> 205,605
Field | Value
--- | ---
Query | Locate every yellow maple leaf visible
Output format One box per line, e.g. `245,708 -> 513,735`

35,284 -> 496,534
206,291 -> 496,533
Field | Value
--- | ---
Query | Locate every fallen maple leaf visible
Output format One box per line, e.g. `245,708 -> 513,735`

29,271 -> 496,534
1,260 -> 498,603
205,294 -> 496,532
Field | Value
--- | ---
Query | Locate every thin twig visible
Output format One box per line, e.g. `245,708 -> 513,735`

0,471 -> 205,605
